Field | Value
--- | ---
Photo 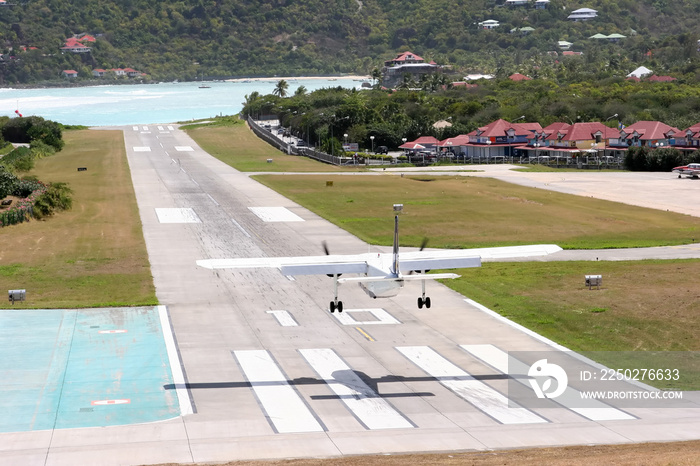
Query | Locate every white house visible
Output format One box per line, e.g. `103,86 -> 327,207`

567,8 -> 597,21
478,20 -> 500,29
627,66 -> 653,79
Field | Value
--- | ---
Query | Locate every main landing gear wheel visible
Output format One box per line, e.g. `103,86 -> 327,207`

417,297 -> 431,309
330,301 -> 343,313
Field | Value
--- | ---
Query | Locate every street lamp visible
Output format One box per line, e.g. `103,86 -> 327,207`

533,142 -> 540,164
370,135 -> 375,154
605,113 -> 618,121
344,133 -> 348,148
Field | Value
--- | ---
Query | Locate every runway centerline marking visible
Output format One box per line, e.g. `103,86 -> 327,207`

397,346 -> 547,425
299,348 -> 413,430
355,327 -> 375,341
234,350 -> 324,433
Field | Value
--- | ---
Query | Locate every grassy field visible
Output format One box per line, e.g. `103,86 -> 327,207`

252,174 -> 700,249
0,129 -> 156,309
183,119 -> 352,173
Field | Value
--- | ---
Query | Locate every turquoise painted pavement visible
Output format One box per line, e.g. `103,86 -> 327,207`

0,306 -> 180,432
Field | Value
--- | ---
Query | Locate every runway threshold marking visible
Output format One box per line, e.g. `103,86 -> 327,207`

155,207 -> 201,223
397,346 -> 547,425
248,206 -> 304,222
461,344 -> 636,422
299,348 -> 413,430
234,350 -> 324,433
266,310 -> 298,327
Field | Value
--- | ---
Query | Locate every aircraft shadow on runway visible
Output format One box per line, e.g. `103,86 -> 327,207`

164,370 -> 521,400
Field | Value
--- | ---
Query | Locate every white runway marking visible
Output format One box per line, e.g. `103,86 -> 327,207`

234,350 -> 324,433
142,126 -> 149,131
267,310 -> 298,327
333,308 -> 401,325
175,146 -> 194,152
155,208 -> 201,224
132,126 -> 139,131
397,346 -> 547,425
248,206 -> 304,222
461,344 -> 635,421
158,305 -> 194,415
133,146 -> 151,152
231,218 -> 251,238
299,348 -> 413,430
206,194 -> 219,206
158,126 -> 164,131
168,125 -> 175,130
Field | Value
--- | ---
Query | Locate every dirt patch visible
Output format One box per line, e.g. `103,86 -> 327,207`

151,440 -> 700,466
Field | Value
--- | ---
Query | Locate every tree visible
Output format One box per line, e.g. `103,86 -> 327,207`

273,79 -> 289,97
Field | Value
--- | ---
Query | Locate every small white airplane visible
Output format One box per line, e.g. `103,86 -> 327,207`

196,206 -> 562,313
672,163 -> 700,178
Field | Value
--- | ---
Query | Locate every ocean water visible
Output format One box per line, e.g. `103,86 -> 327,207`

0,78 -> 361,127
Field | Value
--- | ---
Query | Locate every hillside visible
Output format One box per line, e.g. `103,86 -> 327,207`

0,0 -> 698,84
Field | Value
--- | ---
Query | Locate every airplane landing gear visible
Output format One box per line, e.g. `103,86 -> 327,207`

330,300 -> 343,313
417,279 -> 431,309
329,274 -> 343,313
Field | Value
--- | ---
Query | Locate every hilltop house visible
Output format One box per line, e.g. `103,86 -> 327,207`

62,70 -> 78,78
382,51 -> 440,88
567,8 -> 597,21
478,20 -> 500,29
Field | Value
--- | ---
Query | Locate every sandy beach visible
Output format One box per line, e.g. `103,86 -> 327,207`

226,75 -> 370,82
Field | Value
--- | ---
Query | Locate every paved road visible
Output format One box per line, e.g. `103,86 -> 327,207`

2,129 -> 698,465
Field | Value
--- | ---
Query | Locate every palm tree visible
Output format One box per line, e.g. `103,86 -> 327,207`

273,79 -> 289,97
294,85 -> 307,96
371,68 -> 382,88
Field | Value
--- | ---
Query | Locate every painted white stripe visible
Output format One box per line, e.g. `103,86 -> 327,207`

168,125 -> 175,130
267,310 -> 298,327
206,194 -> 219,206
158,126 -> 164,131
133,146 -> 151,152
299,348 -> 413,430
142,126 -> 148,131
92,399 -> 130,406
461,344 -> 635,421
155,208 -> 201,224
333,308 -> 401,326
248,206 -> 304,222
397,346 -> 547,425
231,218 -> 251,238
175,146 -> 194,152
132,126 -> 139,131
158,305 -> 194,415
234,350 -> 323,433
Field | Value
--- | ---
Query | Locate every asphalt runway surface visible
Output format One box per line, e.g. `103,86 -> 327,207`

1,128 -> 698,465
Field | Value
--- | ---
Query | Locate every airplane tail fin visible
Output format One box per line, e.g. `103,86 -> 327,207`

392,214 -> 400,275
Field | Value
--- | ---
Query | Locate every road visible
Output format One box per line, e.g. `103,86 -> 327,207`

2,128 -> 698,465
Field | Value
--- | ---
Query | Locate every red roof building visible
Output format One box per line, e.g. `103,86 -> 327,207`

509,73 -> 531,81
384,51 -> 425,67
647,75 -> 676,82
611,121 -> 680,148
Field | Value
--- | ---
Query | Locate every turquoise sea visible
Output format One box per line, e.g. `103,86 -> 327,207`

0,78 -> 360,127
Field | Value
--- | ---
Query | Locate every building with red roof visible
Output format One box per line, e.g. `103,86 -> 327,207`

647,75 -> 676,82
382,51 -> 440,89
674,122 -> 700,153
610,121 -> 681,149
61,70 -> 78,78
509,73 -> 531,81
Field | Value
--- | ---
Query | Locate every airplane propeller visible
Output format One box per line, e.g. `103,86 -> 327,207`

410,238 -> 430,274
322,241 -> 339,277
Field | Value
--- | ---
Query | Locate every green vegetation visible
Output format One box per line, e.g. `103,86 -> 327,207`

1,0 -> 699,85
0,129 -> 156,309
183,117 -> 351,172
242,83 -> 700,158
252,174 -> 700,249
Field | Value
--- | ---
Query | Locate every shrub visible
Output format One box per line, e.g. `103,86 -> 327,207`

0,146 -> 34,172
32,182 -> 73,219
2,116 -> 64,151
0,166 -> 19,198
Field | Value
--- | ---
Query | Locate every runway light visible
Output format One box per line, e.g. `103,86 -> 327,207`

393,204 -> 403,212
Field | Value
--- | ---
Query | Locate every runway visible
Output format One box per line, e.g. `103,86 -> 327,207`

1,126 -> 698,465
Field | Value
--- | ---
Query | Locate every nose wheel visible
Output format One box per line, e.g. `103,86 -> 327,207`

330,300 -> 343,313
417,279 -> 431,309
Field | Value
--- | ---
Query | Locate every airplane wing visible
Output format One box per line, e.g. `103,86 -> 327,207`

196,254 -> 372,275
399,244 -> 561,267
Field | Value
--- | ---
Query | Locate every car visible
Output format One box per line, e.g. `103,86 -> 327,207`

296,140 -> 307,147
277,128 -> 284,134
376,145 -> 389,154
